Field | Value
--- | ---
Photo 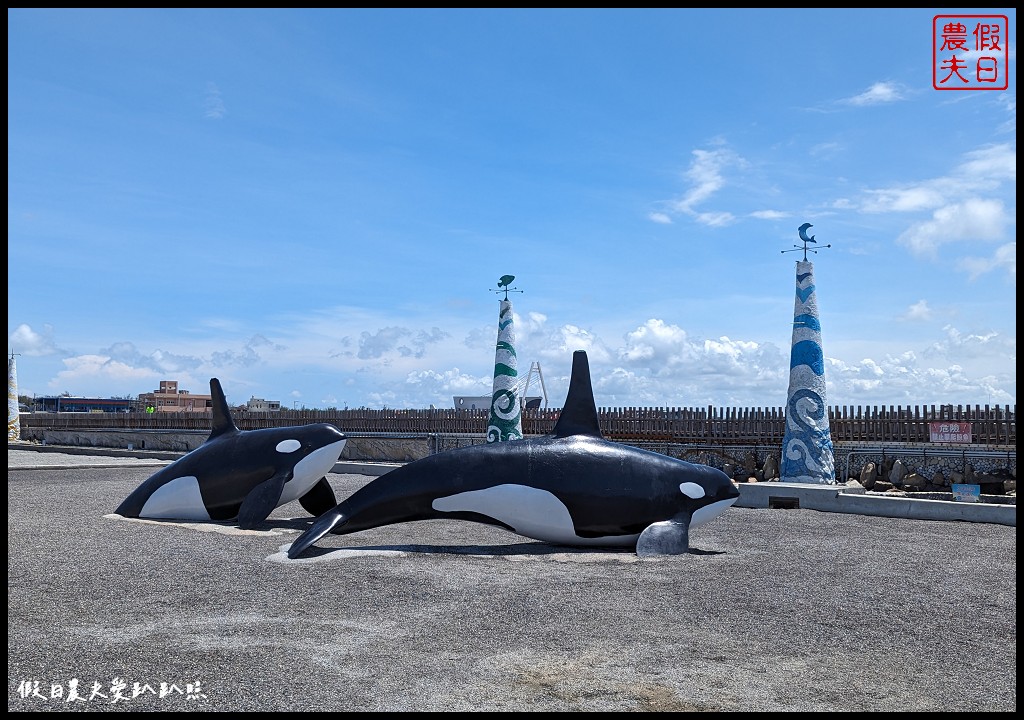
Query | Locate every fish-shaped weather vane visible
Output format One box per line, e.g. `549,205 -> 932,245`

492,274 -> 523,300
783,223 -> 832,261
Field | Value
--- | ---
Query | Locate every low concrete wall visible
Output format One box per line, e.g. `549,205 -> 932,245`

11,438 -> 1015,527
22,428 -> 431,462
19,428 -> 1016,485
735,481 -> 1015,526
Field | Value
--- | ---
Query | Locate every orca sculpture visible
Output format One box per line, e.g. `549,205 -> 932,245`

115,378 -> 347,529
287,350 -> 739,559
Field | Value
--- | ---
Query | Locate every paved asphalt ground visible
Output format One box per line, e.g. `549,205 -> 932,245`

7,449 -> 1017,712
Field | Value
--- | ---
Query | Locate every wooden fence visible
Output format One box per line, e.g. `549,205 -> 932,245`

19,403 -> 1016,446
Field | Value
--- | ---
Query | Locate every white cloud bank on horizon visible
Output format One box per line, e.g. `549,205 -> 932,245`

9,309 -> 1016,410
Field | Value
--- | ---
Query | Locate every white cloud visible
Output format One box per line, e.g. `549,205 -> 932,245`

594,366 -> 654,401
822,352 -> 1014,406
995,93 -> 1016,134
597,320 -> 789,406
862,186 -> 947,213
204,82 -> 227,120
955,143 -> 1016,182
149,348 -> 203,374
900,300 -> 933,322
843,81 -> 905,106
924,324 -> 1011,359
664,147 -> 747,224
809,141 -> 842,158
648,212 -> 672,224
849,143 -> 1014,280
693,210 -> 736,227
830,197 -> 856,210
620,319 -> 691,365
405,367 -> 490,394
674,149 -> 729,211
50,355 -> 161,395
8,323 -> 64,357
858,144 -> 1015,214
509,311 -> 549,342
552,324 -> 612,362
353,326 -> 449,360
897,198 -> 1008,257
701,336 -> 764,374
13,311 -> 1014,409
750,209 -> 788,220
958,241 -> 1016,282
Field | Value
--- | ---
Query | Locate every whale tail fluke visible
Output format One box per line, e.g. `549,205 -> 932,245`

635,513 -> 691,557
287,509 -> 346,558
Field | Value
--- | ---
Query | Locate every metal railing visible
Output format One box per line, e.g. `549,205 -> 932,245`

18,403 -> 1015,446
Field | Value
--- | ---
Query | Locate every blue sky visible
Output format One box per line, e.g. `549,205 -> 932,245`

8,8 -> 1016,411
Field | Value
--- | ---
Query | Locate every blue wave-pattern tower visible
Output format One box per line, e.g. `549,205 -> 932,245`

487,298 -> 524,442
780,259 -> 835,484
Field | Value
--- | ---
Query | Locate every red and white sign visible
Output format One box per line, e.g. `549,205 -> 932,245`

929,421 -> 972,443
933,15 -> 1009,91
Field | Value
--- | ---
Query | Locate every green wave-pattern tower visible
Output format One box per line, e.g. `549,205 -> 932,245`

8,353 -> 21,442
487,298 -> 523,442
780,258 -> 835,484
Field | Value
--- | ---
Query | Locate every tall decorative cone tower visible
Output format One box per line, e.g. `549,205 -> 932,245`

8,352 -> 21,442
487,276 -> 524,442
780,225 -> 835,484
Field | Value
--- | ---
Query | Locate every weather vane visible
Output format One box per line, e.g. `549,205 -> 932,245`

491,274 -> 523,300
782,223 -> 832,261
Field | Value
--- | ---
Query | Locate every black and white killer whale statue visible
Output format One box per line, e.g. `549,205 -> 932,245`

287,350 -> 740,559
115,378 -> 347,529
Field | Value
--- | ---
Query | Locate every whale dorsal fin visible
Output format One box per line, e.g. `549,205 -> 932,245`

209,378 -> 240,439
552,351 -> 603,439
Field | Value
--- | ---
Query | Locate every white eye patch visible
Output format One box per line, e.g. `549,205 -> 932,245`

679,482 -> 706,499
276,439 -> 301,453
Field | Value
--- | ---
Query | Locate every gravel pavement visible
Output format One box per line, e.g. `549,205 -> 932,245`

7,449 -> 1017,711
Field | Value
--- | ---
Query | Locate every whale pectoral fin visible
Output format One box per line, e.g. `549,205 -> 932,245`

237,470 -> 290,529
298,477 -> 338,517
636,513 -> 691,557
286,509 -> 345,559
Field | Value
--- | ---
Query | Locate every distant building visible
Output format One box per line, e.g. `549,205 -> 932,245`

454,395 -> 543,411
454,396 -> 490,411
245,396 -> 281,412
35,396 -> 134,413
137,380 -> 213,413
454,363 -> 547,411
